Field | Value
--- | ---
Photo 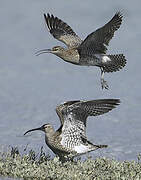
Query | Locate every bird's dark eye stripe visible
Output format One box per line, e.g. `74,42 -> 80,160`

53,47 -> 59,51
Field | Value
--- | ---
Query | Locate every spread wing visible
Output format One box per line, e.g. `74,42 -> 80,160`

56,100 -> 81,126
44,13 -> 82,48
60,99 -> 120,149
65,99 -> 120,126
78,12 -> 123,55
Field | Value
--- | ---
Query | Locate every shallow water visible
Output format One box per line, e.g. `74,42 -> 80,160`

0,0 -> 141,168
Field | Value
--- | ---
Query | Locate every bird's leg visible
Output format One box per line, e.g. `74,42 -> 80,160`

59,156 -> 67,163
59,155 -> 74,163
100,67 -> 109,90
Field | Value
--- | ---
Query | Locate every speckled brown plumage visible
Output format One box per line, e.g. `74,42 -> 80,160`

24,99 -> 120,160
36,12 -> 126,89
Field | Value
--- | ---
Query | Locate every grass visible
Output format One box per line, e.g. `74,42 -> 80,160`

0,147 -> 141,180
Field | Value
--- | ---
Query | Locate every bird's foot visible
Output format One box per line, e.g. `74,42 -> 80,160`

101,79 -> 109,90
100,67 -> 109,89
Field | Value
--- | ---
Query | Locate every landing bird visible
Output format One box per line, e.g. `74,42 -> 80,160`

24,99 -> 120,160
36,12 -> 126,89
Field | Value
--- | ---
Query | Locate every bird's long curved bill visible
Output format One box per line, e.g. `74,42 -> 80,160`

35,49 -> 52,56
24,127 -> 42,135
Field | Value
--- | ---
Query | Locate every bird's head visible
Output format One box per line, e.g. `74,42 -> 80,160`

24,123 -> 54,135
35,46 -> 65,56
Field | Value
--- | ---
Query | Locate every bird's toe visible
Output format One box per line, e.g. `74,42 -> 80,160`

101,79 -> 109,90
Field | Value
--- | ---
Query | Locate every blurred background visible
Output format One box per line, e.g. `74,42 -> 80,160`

0,0 -> 141,161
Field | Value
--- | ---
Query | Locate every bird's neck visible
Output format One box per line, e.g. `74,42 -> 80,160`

44,127 -> 58,149
55,49 -> 80,64
45,127 -> 55,140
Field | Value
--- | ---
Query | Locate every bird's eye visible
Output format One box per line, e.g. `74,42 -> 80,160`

43,124 -> 49,128
53,47 -> 58,51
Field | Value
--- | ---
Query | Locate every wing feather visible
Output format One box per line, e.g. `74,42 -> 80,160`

67,99 -> 120,125
44,13 -> 82,48
60,99 -> 120,149
56,100 -> 81,126
78,12 -> 123,54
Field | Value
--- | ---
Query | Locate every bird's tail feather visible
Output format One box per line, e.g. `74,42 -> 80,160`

89,143 -> 108,151
87,140 -> 108,151
95,144 -> 108,149
103,54 -> 126,73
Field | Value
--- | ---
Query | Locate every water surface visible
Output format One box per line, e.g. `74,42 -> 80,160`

0,0 -> 141,166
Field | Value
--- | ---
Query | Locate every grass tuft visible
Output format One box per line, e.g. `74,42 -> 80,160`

0,146 -> 141,179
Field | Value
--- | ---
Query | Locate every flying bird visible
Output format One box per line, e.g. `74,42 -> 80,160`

24,99 -> 120,161
36,12 -> 126,89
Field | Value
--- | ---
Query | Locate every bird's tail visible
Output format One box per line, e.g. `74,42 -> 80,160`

89,143 -> 108,151
102,54 -> 126,73
88,144 -> 108,153
95,144 -> 108,149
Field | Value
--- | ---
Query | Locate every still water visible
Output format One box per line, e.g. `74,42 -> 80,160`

0,0 -> 141,168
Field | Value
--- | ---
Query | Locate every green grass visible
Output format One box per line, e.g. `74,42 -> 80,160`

0,147 -> 141,180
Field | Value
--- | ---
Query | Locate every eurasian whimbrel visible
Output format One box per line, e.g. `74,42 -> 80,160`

24,99 -> 120,160
36,12 -> 126,89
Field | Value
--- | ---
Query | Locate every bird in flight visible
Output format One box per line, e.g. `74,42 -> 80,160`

36,12 -> 126,89
24,99 -> 120,161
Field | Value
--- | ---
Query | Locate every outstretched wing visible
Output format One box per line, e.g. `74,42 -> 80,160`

44,14 -> 82,48
66,99 -> 120,126
60,99 -> 120,150
56,100 -> 81,126
78,12 -> 123,54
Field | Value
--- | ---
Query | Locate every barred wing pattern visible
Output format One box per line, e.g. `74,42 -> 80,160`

78,12 -> 123,55
56,100 -> 81,126
60,99 -> 120,150
67,99 -> 120,125
44,14 -> 82,48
